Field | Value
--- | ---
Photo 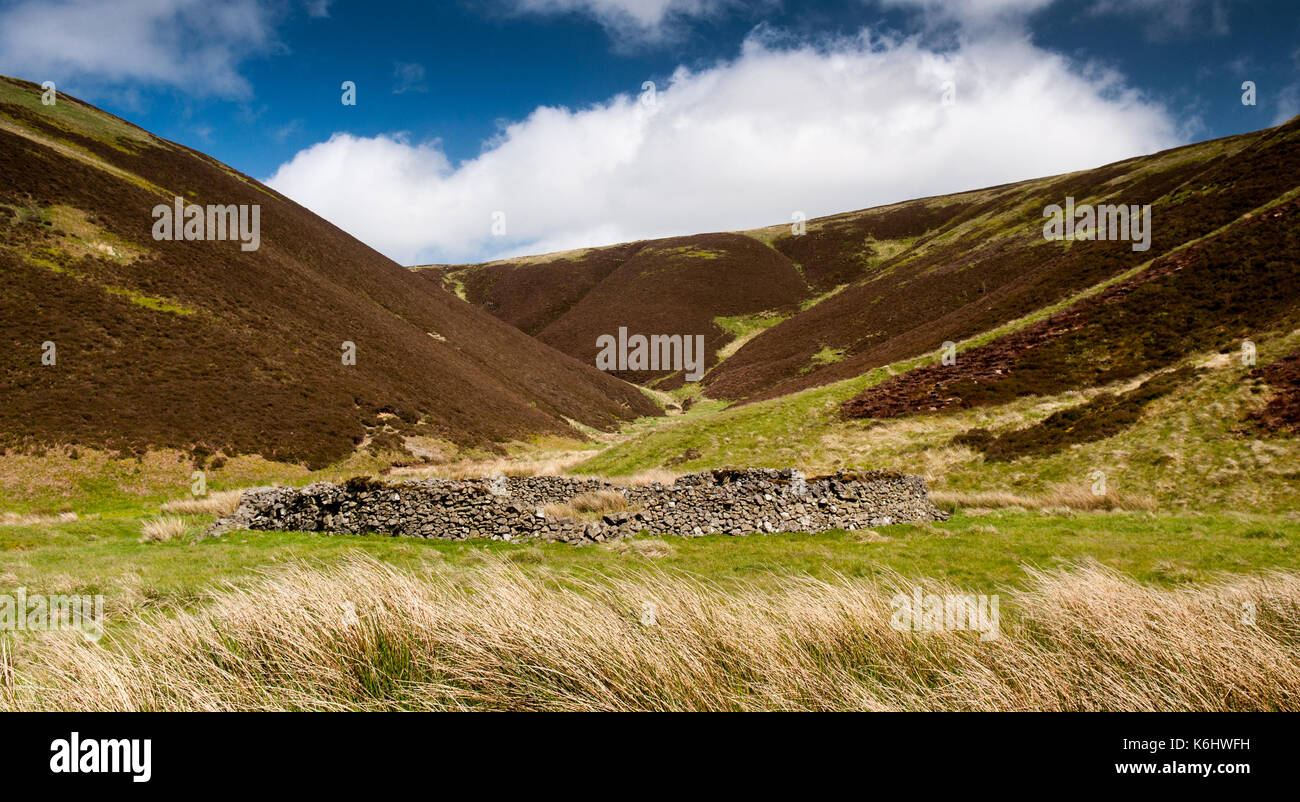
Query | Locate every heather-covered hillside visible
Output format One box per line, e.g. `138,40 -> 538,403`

0,76 -> 657,468
430,118 -> 1300,410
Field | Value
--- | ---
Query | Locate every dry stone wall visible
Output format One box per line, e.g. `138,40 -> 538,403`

207,469 -> 947,544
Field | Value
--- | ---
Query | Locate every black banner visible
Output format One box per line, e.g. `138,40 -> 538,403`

1,714 -> 1284,790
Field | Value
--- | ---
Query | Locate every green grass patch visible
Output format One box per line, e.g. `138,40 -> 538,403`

713,310 -> 790,362
0,77 -> 157,151
808,345 -> 846,367
3,509 -> 1297,632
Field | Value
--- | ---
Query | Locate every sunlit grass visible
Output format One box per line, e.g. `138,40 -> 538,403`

6,554 -> 1298,711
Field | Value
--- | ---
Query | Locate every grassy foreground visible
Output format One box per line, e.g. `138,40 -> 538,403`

4,508 -> 1299,611
3,502 -> 1299,710
5,554 -> 1298,711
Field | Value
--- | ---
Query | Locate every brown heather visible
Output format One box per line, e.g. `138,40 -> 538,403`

1250,348 -> 1300,433
3,555 -> 1297,711
0,75 -> 655,469
843,196 -> 1300,420
426,232 -> 810,389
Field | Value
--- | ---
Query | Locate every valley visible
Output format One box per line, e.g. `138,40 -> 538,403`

2,75 -> 1298,712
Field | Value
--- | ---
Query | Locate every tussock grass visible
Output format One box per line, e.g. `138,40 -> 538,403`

160,489 -> 242,516
603,539 -> 677,558
139,516 -> 188,543
542,490 -> 631,521
854,530 -> 891,543
4,555 -> 1298,711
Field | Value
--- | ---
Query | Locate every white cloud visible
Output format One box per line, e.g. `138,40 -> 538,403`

0,0 -> 279,97
265,29 -> 1180,265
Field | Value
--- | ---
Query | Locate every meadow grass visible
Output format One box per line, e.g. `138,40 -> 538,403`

5,553 -> 1297,711
3,507 -> 1297,622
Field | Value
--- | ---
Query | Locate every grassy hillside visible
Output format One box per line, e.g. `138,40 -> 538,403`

716,121 -> 1300,403
0,75 -> 658,469
573,318 -> 1300,516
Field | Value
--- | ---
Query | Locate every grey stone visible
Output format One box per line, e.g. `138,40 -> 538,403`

203,469 -> 947,544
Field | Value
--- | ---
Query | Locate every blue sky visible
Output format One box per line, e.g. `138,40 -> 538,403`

2,0 -> 1297,263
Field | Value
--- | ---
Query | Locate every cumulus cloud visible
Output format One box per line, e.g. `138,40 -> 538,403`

0,0 -> 279,97
265,29 -> 1180,265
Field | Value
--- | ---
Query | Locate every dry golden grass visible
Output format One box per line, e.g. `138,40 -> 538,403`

160,489 -> 242,516
932,483 -> 1158,512
139,515 -> 188,543
1,511 -> 80,526
854,530 -> 891,543
542,489 -> 631,521
603,539 -> 677,558
3,555 -> 1297,711
393,450 -> 593,480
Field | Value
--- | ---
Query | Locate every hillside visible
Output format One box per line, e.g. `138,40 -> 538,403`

841,197 -> 1300,421
423,119 -> 1300,407
424,233 -> 809,388
0,76 -> 658,469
